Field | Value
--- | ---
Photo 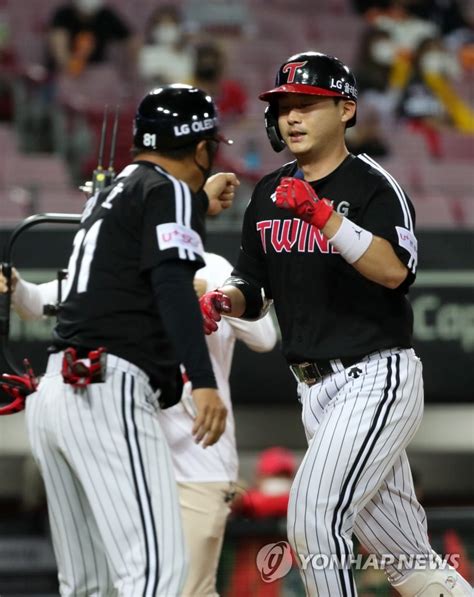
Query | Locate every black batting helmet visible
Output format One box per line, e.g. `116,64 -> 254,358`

133,84 -> 231,152
259,52 -> 358,152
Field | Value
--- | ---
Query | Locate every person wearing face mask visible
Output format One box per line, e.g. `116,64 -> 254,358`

47,0 -> 134,76
398,36 -> 474,153
138,5 -> 194,87
11,84 -> 238,596
355,27 -> 396,94
192,42 -> 247,122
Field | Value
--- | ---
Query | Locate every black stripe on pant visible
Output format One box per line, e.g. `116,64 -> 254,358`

121,373 -> 160,596
331,354 -> 400,597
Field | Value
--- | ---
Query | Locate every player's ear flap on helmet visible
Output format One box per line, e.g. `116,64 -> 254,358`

264,104 -> 286,153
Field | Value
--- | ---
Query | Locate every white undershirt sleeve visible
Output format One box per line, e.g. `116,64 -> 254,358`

13,279 -> 60,320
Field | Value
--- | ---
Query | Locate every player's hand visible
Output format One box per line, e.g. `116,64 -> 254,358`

205,173 -> 240,216
275,177 -> 333,229
191,387 -> 227,447
199,290 -> 231,335
0,268 -> 19,294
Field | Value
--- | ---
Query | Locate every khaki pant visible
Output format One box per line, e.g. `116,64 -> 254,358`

178,481 -> 232,596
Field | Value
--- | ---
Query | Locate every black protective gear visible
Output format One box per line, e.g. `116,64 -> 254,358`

133,84 -> 231,151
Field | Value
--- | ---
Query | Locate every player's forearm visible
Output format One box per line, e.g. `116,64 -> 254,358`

228,313 -> 277,353
350,236 -> 408,288
152,263 -> 217,389
323,213 -> 408,289
14,279 -> 58,320
216,285 -> 246,318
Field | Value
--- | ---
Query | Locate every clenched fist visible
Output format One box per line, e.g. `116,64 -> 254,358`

275,177 -> 333,229
204,172 -> 240,216
199,290 -> 231,335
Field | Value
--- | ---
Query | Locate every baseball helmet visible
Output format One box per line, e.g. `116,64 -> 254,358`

259,52 -> 358,152
133,84 -> 231,151
257,447 -> 296,477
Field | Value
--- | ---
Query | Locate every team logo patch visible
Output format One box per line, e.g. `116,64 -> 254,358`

282,61 -> 308,84
156,223 -> 204,257
396,226 -> 417,262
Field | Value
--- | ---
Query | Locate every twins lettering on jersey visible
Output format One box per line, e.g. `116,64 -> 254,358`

257,219 -> 339,254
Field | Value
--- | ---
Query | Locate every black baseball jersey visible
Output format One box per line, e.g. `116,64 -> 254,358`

53,161 -> 207,388
235,153 -> 418,363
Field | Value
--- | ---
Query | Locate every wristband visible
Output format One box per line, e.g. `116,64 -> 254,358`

328,217 -> 373,264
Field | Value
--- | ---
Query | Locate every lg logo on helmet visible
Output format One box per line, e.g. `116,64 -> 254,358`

174,118 -> 216,137
329,77 -> 358,98
282,61 -> 307,83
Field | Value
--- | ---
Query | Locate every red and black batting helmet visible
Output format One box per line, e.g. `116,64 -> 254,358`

259,51 -> 358,152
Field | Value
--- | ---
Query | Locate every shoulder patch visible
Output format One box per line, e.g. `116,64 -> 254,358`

156,223 -> 204,259
396,226 -> 418,269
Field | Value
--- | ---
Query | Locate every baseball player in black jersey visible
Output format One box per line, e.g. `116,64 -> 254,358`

25,84 -> 238,596
200,53 -> 473,596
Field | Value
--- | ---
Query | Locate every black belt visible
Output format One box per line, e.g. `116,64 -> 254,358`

290,354 -> 364,386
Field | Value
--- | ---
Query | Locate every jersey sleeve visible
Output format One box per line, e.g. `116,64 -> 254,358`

233,193 -> 271,297
361,182 -> 418,278
140,180 -> 206,272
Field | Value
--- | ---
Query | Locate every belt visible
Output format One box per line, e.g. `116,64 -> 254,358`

290,354 -> 364,386
47,349 -> 152,388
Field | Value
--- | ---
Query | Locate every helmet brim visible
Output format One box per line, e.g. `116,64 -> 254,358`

259,83 -> 351,101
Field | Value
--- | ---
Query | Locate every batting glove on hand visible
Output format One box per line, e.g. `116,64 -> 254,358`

199,290 -> 232,335
275,177 -> 334,229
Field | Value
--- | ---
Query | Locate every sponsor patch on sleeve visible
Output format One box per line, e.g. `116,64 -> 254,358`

396,226 -> 418,267
156,223 -> 204,259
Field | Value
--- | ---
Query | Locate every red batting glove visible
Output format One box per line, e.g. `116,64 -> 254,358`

275,177 -> 334,229
199,291 -> 232,335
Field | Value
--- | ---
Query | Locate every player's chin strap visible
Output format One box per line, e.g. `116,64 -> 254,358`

0,359 -> 38,415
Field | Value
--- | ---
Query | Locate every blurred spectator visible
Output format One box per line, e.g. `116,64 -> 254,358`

47,0 -> 135,77
226,447 -> 301,596
192,42 -> 247,121
355,27 -> 396,93
138,5 -> 194,87
397,0 -> 469,36
233,447 -> 296,519
352,0 -> 393,16
397,36 -> 474,155
185,0 -> 250,34
369,2 -> 439,52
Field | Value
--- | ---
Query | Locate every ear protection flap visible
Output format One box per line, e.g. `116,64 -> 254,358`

264,104 -> 286,153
